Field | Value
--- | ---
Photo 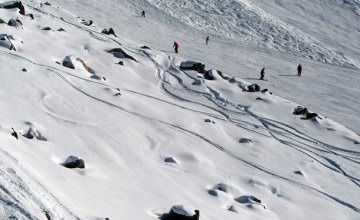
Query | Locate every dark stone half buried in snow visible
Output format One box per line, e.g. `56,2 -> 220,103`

42,27 -> 52,30
161,205 -> 200,220
62,156 -> 85,169
102,28 -> 117,37
107,48 -> 136,61
141,45 -> 151,49
306,112 -> 319,119
180,61 -> 206,74
0,18 -> 6,24
246,84 -> 261,92
293,106 -> 309,115
23,126 -> 47,141
7,19 -> 22,28
203,70 -> 223,80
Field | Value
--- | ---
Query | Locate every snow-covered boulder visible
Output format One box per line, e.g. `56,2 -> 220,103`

180,61 -> 205,73
246,84 -> 261,92
62,156 -> 85,169
203,70 -> 219,80
165,205 -> 200,220
62,55 -> 95,74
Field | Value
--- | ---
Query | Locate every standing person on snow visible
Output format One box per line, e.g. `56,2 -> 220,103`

205,36 -> 210,45
141,10 -> 145,18
260,67 -> 265,80
297,64 -> 302,76
173,41 -> 179,53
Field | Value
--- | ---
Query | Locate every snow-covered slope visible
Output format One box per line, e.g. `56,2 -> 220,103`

0,0 -> 360,219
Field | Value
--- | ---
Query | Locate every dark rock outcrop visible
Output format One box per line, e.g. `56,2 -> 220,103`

164,157 -> 178,163
102,28 -> 117,37
141,45 -> 151,49
23,126 -> 47,141
293,106 -> 309,115
8,19 -> 22,27
306,112 -> 319,119
27,13 -> 34,20
81,19 -> 93,26
203,70 -> 223,80
246,84 -> 261,92
107,48 -> 136,61
11,128 -> 18,139
0,18 -> 6,24
180,61 -> 205,74
239,138 -> 252,144
0,1 -> 25,15
62,156 -> 85,169
162,205 -> 200,220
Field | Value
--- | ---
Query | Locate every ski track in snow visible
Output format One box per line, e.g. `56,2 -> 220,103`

1,2 -> 360,218
3,30 -> 360,214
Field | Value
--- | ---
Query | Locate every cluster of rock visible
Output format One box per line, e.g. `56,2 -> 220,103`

293,106 -> 321,119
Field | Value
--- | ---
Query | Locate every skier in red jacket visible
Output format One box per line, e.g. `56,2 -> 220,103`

173,41 -> 179,53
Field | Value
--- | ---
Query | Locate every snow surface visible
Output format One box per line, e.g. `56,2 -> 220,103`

0,0 -> 360,219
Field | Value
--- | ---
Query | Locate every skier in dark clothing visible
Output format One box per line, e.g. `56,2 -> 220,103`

297,64 -> 302,76
141,10 -> 145,18
173,41 -> 179,53
260,67 -> 265,80
205,36 -> 209,45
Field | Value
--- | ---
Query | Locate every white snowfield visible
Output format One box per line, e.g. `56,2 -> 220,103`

0,0 -> 359,220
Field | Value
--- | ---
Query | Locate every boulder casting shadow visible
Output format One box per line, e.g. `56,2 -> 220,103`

161,205 -> 200,220
61,156 -> 85,169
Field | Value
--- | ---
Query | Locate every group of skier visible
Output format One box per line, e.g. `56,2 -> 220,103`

260,64 -> 302,80
139,10 -> 303,78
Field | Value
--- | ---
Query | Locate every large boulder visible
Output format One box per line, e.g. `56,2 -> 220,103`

0,1 -> 25,15
180,61 -> 205,74
107,48 -> 136,61
62,156 -> 85,169
62,55 -> 95,74
246,84 -> 261,92
163,205 -> 200,220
